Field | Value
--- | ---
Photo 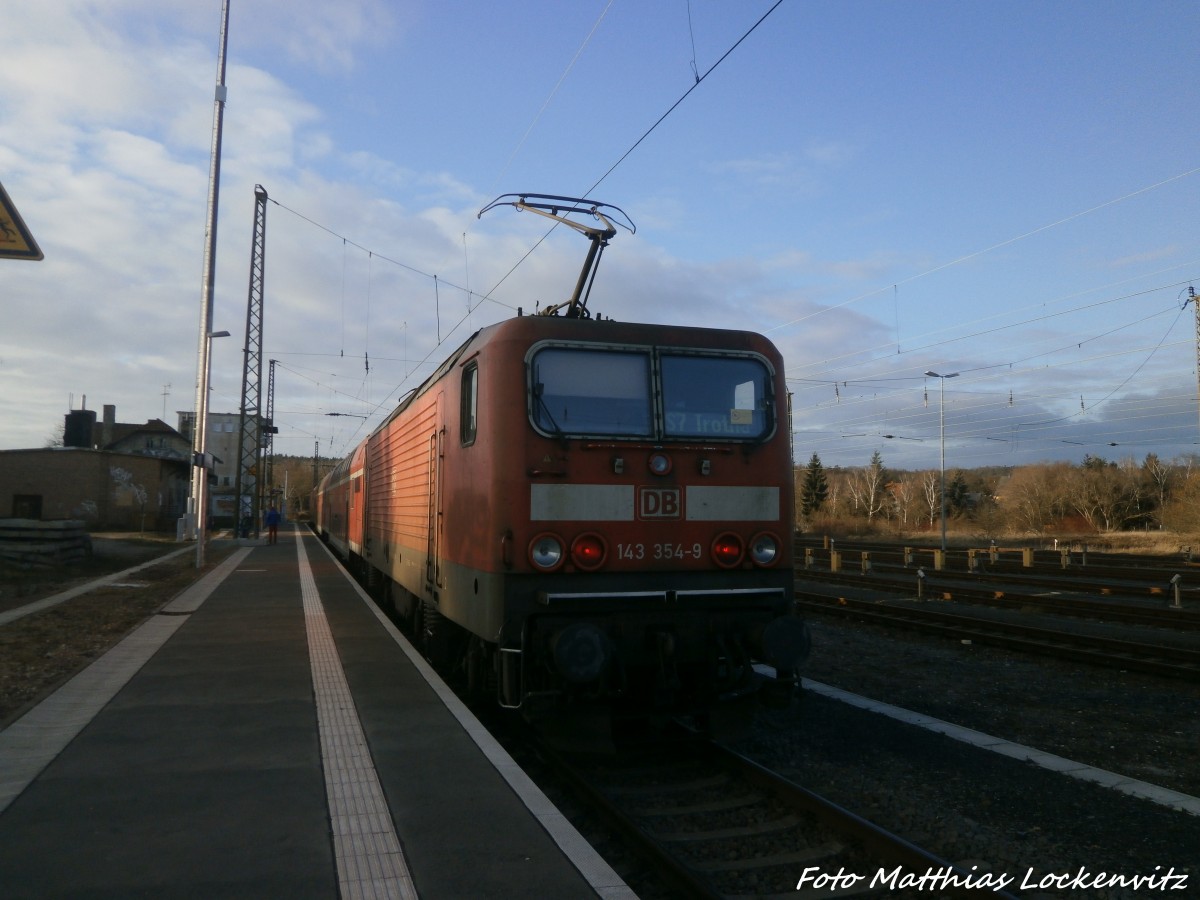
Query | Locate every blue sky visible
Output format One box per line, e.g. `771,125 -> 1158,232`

2,1 -> 1198,473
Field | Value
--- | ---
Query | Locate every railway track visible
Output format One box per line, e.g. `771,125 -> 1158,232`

795,538 -> 1200,605
796,589 -> 1200,680
794,565 -> 1200,631
537,731 -> 1018,899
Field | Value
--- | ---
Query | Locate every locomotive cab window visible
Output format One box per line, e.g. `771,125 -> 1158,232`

660,354 -> 772,440
461,361 -> 478,446
528,343 -> 773,442
530,348 -> 652,437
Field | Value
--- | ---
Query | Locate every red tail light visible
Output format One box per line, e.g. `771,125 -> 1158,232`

571,532 -> 607,570
711,532 -> 744,568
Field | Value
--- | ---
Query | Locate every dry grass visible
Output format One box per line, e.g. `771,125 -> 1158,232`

804,520 -> 1200,558
973,529 -> 1199,556
1073,531 -> 1200,555
0,536 -> 235,727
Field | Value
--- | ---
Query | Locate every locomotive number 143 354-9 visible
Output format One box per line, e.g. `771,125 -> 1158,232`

616,542 -> 705,561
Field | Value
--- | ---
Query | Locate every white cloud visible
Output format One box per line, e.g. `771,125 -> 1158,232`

1,1 -> 1197,472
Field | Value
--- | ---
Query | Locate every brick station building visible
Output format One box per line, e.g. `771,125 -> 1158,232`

0,403 -> 190,531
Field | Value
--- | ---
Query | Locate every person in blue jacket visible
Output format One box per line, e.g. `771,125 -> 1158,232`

265,505 -> 281,544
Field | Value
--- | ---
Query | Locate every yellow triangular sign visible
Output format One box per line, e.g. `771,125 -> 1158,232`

0,181 -> 43,261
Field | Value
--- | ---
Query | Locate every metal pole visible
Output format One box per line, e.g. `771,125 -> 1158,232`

938,377 -> 946,553
190,0 -> 230,568
1190,286 -> 1199,445
925,371 -> 958,553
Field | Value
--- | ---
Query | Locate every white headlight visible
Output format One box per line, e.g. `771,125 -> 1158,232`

530,534 -> 564,570
749,533 -> 778,566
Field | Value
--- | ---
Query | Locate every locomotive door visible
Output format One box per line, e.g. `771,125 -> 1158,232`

425,393 -> 445,594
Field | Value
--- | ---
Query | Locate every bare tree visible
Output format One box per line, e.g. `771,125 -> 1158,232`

1000,462 -> 1071,534
44,420 -> 65,448
860,451 -> 889,522
842,456 -> 890,524
891,473 -> 921,528
1141,453 -> 1174,525
1068,457 -> 1143,532
825,473 -> 843,518
921,470 -> 940,527
1161,467 -> 1200,533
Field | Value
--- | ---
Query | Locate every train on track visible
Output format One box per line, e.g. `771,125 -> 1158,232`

313,195 -> 809,735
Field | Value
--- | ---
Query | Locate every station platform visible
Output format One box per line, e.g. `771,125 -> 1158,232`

0,525 -> 635,899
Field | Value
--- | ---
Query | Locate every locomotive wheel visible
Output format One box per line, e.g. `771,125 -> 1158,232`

464,636 -> 491,701
378,578 -> 396,615
411,597 -> 425,648
421,601 -> 451,669
363,562 -> 381,595
387,584 -> 419,635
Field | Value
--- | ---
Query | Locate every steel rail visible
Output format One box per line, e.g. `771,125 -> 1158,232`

794,566 -> 1200,630
707,741 -> 1022,900
797,593 -> 1200,679
534,731 -> 1019,899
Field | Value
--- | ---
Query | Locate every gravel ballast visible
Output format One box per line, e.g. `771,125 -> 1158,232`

728,616 -> 1198,899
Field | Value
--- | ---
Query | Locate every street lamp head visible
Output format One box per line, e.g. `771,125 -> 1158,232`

925,370 -> 959,379
208,330 -> 230,338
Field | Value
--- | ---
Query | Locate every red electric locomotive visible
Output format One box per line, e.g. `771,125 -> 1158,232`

314,196 -> 809,733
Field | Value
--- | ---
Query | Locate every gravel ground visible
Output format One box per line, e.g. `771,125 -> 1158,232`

726,615 -> 1199,899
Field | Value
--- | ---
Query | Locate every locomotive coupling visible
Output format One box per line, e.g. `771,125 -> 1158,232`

755,615 -> 812,671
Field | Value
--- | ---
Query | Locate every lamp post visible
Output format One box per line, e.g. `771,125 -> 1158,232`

187,0 -> 230,566
195,329 -> 230,568
924,370 -> 959,552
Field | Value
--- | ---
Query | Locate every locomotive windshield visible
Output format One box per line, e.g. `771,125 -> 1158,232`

532,348 -> 653,436
529,344 -> 773,441
660,354 -> 769,439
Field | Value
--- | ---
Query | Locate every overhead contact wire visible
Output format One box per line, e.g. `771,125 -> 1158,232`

483,0 -> 786,301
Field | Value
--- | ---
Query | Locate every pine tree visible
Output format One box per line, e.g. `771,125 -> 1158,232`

947,469 -> 970,514
800,452 -> 829,516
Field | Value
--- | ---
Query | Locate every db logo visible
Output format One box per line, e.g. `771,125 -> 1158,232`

638,487 -> 682,519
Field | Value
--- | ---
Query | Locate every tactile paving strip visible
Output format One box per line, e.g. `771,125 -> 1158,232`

295,534 -> 419,900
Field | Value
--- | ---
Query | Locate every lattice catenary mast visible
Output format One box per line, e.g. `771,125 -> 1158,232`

234,184 -> 268,536
1191,286 -> 1199,446
264,358 -> 277,515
